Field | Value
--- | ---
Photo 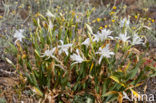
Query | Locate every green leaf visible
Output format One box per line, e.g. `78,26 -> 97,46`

32,18 -> 38,26
8,42 -> 17,53
102,79 -> 108,95
127,59 -> 143,80
0,97 -> 6,103
31,73 -> 39,88
35,49 -> 40,57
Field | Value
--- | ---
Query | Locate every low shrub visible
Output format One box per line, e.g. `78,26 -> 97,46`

7,1 -> 155,102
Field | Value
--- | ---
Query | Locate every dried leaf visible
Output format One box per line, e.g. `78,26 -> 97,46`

118,92 -> 123,103
130,89 -> 140,99
102,91 -> 118,97
89,63 -> 94,72
110,75 -> 125,87
85,23 -> 93,34
32,87 -> 43,97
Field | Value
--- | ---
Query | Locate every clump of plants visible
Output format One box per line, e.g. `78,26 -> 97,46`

8,2 -> 156,103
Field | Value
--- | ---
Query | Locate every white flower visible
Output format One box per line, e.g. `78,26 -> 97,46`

82,38 -> 90,47
101,29 -> 113,39
116,32 -> 130,42
41,47 -> 56,59
70,49 -> 84,65
14,29 -> 25,44
46,10 -> 55,18
93,29 -> 113,42
58,40 -> 73,55
93,32 -> 101,42
120,17 -> 130,27
41,47 -> 62,63
131,34 -> 143,45
96,44 -> 114,64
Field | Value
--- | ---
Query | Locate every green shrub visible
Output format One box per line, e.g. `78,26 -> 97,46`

4,0 -> 155,102
10,5 -> 156,102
